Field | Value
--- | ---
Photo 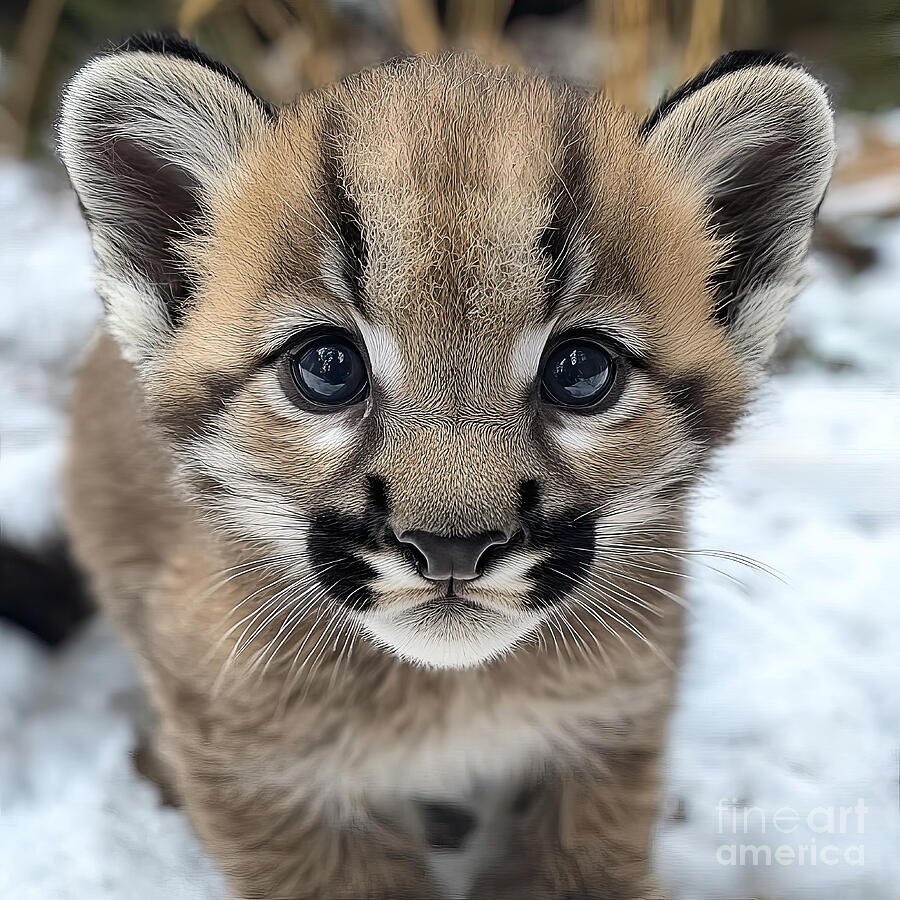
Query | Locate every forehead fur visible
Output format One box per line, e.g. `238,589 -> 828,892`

178,55 -> 730,389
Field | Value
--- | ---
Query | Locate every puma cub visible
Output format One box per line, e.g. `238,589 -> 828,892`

59,35 -> 834,899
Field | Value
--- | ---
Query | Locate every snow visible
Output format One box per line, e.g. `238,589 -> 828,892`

0,162 -> 99,549
0,620 -> 225,900
655,377 -> 900,898
654,237 -> 900,896
1,155 -> 898,898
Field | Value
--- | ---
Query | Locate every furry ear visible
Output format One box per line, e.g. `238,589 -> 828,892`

58,34 -> 272,366
641,51 -> 835,367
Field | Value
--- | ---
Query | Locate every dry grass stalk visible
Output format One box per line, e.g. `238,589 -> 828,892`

243,0 -> 296,41
679,0 -> 723,81
591,0 -> 653,111
2,0 -> 67,155
393,0 -> 445,54
445,0 -> 518,64
179,0 -> 227,32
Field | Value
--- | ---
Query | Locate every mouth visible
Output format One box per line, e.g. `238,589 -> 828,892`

413,594 -> 482,612
389,589 -> 509,629
360,589 -> 541,670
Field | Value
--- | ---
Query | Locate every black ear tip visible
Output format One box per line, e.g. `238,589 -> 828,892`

105,30 -> 275,118
640,49 -> 816,137
115,31 -> 203,58
707,49 -> 803,74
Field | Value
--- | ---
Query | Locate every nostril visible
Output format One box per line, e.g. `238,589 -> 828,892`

403,541 -> 429,574
477,528 -> 522,572
466,530 -> 509,580
395,530 -> 510,582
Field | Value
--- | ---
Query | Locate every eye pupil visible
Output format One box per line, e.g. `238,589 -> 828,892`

291,337 -> 368,406
541,340 -> 614,408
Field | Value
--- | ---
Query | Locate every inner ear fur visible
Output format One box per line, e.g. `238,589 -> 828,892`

58,35 -> 271,364
641,51 -> 836,367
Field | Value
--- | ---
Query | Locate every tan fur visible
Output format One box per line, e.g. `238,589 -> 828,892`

60,49 -> 833,898
68,335 -> 679,896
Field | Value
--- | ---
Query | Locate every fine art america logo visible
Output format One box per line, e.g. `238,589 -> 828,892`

716,798 -> 867,867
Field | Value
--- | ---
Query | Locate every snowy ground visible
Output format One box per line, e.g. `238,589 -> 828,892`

1,155 -> 898,899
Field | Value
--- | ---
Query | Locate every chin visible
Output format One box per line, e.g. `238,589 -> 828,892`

362,598 -> 540,669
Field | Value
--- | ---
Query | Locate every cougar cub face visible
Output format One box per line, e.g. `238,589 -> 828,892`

60,41 -> 834,668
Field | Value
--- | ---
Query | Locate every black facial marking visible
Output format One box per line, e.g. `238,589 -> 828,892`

305,477 -> 397,611
521,504 -> 596,611
365,474 -> 391,516
115,32 -> 275,119
417,801 -> 477,850
659,372 -> 739,447
539,100 -> 640,321
518,479 -> 541,518
306,509 -> 378,612
320,112 -> 368,311
539,104 -> 590,317
155,371 -> 247,441
639,50 -> 803,138
305,478 -> 600,615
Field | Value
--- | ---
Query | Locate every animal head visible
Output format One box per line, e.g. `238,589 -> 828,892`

59,37 -> 834,669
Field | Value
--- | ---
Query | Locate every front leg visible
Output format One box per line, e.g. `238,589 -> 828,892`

181,773 -> 439,898
552,747 -> 667,899
157,730 -> 439,899
474,745 -> 667,900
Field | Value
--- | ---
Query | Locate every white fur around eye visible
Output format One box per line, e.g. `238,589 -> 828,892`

258,376 -> 358,451
260,316 -> 402,405
555,312 -> 654,358
312,423 -> 356,450
354,319 -> 404,391
511,314 -> 652,391
509,323 -> 555,385
553,420 -> 604,452
549,373 -> 649,454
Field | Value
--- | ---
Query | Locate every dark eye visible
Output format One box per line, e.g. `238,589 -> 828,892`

289,335 -> 368,407
541,340 -> 616,409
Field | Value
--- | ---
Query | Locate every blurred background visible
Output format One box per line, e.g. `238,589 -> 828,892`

1,2 -> 899,898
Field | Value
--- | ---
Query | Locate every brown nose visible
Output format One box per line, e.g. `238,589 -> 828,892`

395,530 -> 509,581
